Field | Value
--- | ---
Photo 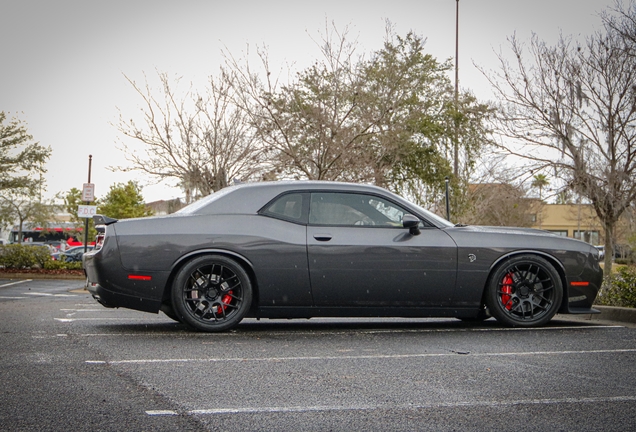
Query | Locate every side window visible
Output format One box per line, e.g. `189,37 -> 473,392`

309,192 -> 409,227
261,193 -> 305,222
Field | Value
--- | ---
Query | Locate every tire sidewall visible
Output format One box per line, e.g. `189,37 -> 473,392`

171,255 -> 252,332
486,254 -> 563,327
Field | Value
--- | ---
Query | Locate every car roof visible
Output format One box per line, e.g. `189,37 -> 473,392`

180,181 -> 401,216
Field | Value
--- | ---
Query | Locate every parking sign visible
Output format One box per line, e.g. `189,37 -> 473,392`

82,183 -> 95,202
77,205 -> 97,218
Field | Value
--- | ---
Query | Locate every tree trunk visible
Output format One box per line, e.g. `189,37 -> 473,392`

603,221 -> 614,275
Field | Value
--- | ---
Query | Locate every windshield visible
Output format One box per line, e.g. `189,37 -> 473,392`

409,202 -> 453,227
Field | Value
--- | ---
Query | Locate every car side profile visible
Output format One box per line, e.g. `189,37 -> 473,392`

83,181 -> 602,332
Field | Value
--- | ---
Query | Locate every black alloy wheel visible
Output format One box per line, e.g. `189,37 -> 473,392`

171,255 -> 252,332
486,255 -> 562,327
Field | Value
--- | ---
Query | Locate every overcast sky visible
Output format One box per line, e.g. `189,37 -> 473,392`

1,0 -> 615,203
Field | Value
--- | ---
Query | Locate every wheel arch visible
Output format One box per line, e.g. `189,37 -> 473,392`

482,250 -> 569,313
161,249 -> 260,311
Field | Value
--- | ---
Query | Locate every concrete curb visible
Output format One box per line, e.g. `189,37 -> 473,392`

579,305 -> 636,324
0,272 -> 85,280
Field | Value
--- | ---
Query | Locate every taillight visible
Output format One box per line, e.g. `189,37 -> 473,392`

94,225 -> 106,249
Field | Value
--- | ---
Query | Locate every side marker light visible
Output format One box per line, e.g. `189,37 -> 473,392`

128,275 -> 152,281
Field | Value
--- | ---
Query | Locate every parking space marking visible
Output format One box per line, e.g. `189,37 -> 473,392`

60,309 -> 113,312
87,348 -> 636,365
146,395 -> 636,416
61,324 -> 623,338
24,292 -> 77,297
0,296 -> 27,299
0,279 -> 32,287
55,317 -> 149,322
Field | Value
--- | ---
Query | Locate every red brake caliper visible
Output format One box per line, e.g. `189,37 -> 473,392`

219,291 -> 233,313
501,274 -> 513,310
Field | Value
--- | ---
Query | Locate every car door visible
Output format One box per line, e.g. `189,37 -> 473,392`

307,192 -> 458,307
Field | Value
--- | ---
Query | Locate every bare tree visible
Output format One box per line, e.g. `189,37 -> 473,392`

604,1 -> 636,45
463,182 -> 534,228
226,23 -> 371,182
116,70 -> 266,202
226,23 -> 488,204
481,4 -> 636,272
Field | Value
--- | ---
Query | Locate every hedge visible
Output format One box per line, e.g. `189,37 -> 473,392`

0,244 -> 52,269
596,265 -> 636,308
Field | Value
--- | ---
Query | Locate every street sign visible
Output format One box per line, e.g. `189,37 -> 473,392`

77,205 -> 97,218
82,183 -> 95,202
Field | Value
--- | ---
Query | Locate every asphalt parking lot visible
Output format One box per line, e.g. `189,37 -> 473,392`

1,278 -> 635,431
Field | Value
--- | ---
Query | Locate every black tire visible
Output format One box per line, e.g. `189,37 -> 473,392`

160,304 -> 181,322
485,255 -> 562,327
171,255 -> 252,332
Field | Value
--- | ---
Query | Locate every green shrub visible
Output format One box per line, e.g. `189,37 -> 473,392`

597,265 -> 636,308
0,244 -> 51,269
32,245 -> 52,268
43,260 -> 83,271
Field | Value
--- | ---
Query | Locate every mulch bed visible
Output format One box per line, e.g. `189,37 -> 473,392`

0,268 -> 85,279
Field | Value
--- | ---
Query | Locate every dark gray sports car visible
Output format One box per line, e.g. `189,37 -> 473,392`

83,181 -> 602,332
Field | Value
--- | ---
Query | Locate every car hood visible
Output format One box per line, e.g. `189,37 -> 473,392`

444,224 -> 594,254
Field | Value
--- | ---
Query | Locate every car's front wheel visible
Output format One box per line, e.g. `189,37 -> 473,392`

485,255 -> 562,327
171,255 -> 252,332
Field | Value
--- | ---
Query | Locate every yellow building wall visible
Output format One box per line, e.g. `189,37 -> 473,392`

531,204 -> 603,244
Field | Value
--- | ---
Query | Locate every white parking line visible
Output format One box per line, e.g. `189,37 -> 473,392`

55,317 -> 149,322
0,296 -> 27,299
59,324 -> 623,339
60,309 -> 112,312
146,395 -> 636,416
87,348 -> 636,365
0,279 -> 32,287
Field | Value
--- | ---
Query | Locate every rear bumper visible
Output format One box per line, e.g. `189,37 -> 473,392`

83,241 -> 169,314
87,282 -> 161,313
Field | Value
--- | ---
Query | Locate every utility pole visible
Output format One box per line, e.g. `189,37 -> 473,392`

453,0 -> 460,177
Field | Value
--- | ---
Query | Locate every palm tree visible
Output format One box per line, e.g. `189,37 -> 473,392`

532,174 -> 549,201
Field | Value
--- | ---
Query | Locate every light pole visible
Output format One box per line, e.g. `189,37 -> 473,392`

453,0 -> 460,177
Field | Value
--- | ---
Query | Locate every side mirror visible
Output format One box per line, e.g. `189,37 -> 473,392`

402,214 -> 421,236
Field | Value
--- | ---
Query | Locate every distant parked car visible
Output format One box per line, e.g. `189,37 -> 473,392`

595,246 -> 605,260
52,245 -> 94,262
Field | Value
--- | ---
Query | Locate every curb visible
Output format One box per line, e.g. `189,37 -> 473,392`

0,272 -> 85,280
579,305 -> 636,324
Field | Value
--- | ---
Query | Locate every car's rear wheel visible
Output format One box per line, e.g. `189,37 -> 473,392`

171,255 -> 252,332
485,255 -> 562,327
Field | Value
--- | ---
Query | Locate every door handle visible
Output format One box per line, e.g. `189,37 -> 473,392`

313,234 -> 332,241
